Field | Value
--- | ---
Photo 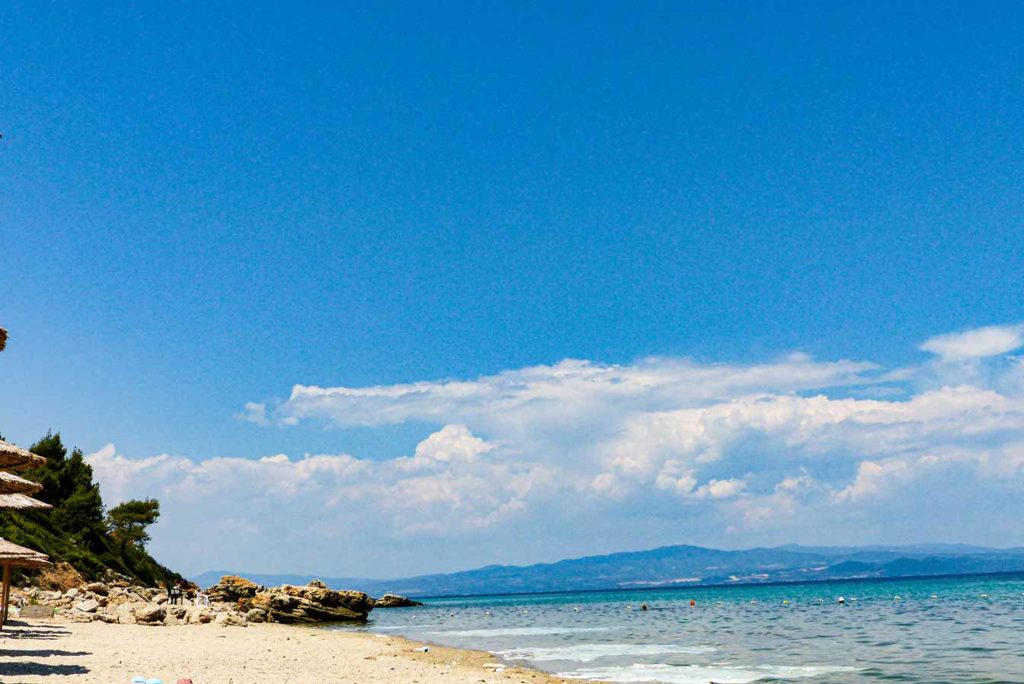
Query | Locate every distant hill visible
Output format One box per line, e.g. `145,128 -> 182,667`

194,543 -> 1024,598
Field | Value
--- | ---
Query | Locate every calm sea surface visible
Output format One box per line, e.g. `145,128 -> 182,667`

336,573 -> 1024,683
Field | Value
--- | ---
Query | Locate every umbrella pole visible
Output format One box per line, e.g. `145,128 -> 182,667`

0,563 -> 10,629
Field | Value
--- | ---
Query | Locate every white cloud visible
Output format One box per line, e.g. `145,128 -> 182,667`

397,424 -> 494,471
236,401 -> 269,425
834,459 -> 912,502
921,323 -> 1024,361
82,323 -> 1024,577
274,356 -> 879,430
695,478 -> 747,499
86,424 -> 559,574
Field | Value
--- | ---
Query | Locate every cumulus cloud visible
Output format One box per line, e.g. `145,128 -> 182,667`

87,425 -> 557,574
83,323 -> 1024,576
834,459 -> 912,502
921,323 -> 1024,361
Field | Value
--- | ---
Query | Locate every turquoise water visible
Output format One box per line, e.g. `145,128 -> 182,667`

341,573 -> 1024,683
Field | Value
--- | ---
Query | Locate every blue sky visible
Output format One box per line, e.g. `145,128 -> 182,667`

2,2 -> 1024,578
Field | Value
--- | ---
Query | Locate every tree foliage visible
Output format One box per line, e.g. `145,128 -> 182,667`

107,498 -> 161,553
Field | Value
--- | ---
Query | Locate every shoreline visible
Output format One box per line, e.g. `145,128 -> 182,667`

0,618 -> 581,683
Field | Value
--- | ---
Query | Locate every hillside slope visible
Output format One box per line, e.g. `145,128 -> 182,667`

0,431 -> 180,586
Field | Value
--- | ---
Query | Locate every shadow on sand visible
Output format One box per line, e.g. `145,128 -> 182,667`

0,621 -> 90,678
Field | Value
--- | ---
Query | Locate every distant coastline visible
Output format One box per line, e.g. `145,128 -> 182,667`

404,568 -> 1024,601
193,542 -> 1024,599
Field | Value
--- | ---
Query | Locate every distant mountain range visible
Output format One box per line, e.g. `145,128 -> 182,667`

193,543 -> 1024,598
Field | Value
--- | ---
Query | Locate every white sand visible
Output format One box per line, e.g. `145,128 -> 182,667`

0,618 -> 577,683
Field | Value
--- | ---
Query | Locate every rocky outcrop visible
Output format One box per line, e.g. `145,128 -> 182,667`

374,593 -> 424,608
248,581 -> 373,623
13,575 -> 371,628
206,575 -> 260,604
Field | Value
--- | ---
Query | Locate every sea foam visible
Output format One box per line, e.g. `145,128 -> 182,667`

432,626 -> 611,638
496,643 -> 715,663
560,662 -> 859,683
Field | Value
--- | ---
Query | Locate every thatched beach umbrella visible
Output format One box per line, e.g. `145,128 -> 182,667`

0,440 -> 47,471
0,494 -> 52,511
0,538 -> 51,628
0,471 -> 43,495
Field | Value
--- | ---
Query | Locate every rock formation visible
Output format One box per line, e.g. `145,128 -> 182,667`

13,575 -> 373,628
247,581 -> 373,623
206,575 -> 260,603
374,593 -> 424,608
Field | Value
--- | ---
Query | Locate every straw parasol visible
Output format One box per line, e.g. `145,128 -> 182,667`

0,333 -> 54,627
0,493 -> 52,511
0,471 -> 43,495
0,538 -> 51,627
0,440 -> 47,471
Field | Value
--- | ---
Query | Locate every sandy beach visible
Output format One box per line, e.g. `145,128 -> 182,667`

0,619 -> 577,684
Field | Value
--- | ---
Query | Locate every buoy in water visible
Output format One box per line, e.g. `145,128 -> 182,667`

782,599 -> 789,605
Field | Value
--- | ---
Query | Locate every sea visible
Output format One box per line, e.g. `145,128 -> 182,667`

335,573 -> 1024,683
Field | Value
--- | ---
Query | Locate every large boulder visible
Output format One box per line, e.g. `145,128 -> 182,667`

249,581 -> 373,624
115,602 -> 137,625
214,611 -> 248,627
246,608 -> 268,623
84,582 -> 110,596
67,611 -> 97,623
374,593 -> 424,608
133,603 -> 166,625
207,575 -> 260,604
186,607 -> 216,624
74,599 -> 100,613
